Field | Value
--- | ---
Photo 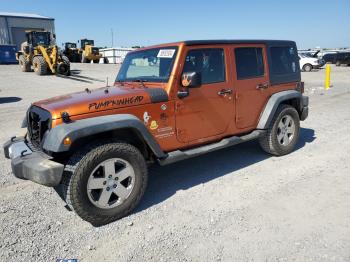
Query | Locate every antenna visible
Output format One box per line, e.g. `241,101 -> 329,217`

106,77 -> 109,87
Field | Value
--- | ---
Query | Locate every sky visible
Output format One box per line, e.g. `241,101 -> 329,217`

2,0 -> 350,49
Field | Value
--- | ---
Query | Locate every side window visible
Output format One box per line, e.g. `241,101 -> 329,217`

270,46 -> 298,75
235,47 -> 264,79
183,48 -> 225,84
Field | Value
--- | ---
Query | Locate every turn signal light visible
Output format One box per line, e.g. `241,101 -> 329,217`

63,137 -> 71,146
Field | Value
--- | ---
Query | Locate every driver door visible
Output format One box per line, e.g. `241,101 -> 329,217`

175,47 -> 234,143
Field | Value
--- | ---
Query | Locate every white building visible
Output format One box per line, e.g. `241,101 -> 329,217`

99,47 -> 135,64
0,12 -> 55,51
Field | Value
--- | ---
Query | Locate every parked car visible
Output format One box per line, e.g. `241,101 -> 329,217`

334,52 -> 350,66
322,53 -> 338,64
298,53 -> 323,71
4,40 -> 308,226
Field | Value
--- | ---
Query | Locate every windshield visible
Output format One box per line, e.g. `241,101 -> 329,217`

32,32 -> 50,46
116,47 -> 178,83
66,43 -> 77,48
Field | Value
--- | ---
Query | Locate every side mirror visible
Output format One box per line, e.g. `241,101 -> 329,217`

181,71 -> 201,88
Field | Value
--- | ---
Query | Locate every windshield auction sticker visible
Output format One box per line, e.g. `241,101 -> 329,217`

157,49 -> 176,58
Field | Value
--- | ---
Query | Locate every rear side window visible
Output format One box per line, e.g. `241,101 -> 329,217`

235,48 -> 264,79
270,46 -> 298,75
183,48 -> 225,84
337,53 -> 350,59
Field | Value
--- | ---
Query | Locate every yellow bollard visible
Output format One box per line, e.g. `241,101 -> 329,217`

325,64 -> 331,90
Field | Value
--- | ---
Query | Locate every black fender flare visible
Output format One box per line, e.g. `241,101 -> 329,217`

42,114 -> 167,158
257,90 -> 306,129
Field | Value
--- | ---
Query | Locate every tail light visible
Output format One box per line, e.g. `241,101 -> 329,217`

296,81 -> 304,93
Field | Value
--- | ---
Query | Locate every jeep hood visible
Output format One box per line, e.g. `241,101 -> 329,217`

34,86 -> 152,119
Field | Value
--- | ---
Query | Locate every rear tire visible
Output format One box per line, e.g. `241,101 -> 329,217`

60,55 -> 71,75
302,64 -> 312,72
18,55 -> 31,72
62,55 -> 70,66
55,141 -> 148,226
32,56 -> 47,75
259,104 -> 300,156
93,59 -> 99,64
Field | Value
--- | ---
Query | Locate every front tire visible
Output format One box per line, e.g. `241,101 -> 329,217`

259,104 -> 300,156
32,56 -> 48,75
56,141 -> 148,226
302,63 -> 312,72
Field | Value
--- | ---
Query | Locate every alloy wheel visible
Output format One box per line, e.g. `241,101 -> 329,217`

277,115 -> 295,146
87,158 -> 135,209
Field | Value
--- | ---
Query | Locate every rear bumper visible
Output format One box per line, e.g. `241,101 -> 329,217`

300,95 -> 309,121
3,137 -> 64,187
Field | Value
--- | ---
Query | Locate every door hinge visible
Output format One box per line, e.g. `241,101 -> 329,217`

175,101 -> 184,112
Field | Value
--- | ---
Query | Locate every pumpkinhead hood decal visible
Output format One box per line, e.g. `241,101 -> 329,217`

88,95 -> 144,111
34,86 -> 167,119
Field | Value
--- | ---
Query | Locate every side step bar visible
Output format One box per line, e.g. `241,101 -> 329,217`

158,130 -> 265,166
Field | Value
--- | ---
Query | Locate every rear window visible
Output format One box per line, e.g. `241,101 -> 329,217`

270,46 -> 298,75
234,47 -> 264,79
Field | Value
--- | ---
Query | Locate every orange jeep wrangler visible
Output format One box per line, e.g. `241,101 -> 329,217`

4,40 -> 308,225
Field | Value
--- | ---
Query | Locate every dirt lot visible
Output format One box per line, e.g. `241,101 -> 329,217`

0,64 -> 350,262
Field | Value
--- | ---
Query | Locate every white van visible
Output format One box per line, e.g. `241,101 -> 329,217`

298,53 -> 323,72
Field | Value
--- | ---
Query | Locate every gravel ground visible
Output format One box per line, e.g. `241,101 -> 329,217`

0,64 -> 350,262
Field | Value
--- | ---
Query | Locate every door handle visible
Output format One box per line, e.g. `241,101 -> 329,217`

256,83 -> 269,90
218,89 -> 232,96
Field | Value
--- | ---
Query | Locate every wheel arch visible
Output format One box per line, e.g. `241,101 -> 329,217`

43,114 -> 166,161
68,128 -> 153,161
257,90 -> 304,129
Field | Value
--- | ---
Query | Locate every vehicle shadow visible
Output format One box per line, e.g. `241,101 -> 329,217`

70,69 -> 82,74
0,97 -> 22,104
136,128 -> 316,213
70,69 -> 105,82
55,69 -> 106,83
70,74 -> 105,82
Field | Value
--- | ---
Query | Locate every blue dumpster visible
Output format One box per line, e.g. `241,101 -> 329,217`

0,45 -> 17,64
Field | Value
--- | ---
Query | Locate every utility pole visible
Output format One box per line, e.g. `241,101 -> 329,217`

111,28 -> 114,47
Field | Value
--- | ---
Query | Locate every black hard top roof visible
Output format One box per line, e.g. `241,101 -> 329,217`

183,39 -> 296,46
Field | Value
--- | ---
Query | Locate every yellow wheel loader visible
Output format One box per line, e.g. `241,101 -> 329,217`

79,39 -> 102,63
62,42 -> 80,62
16,31 -> 70,76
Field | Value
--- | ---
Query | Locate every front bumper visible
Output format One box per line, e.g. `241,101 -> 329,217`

3,137 -> 64,187
300,95 -> 309,121
312,64 -> 323,69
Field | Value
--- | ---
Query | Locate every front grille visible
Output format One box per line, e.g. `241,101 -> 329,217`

27,106 -> 51,148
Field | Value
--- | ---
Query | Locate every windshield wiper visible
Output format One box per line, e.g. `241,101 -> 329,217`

115,80 -> 124,86
132,79 -> 148,88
